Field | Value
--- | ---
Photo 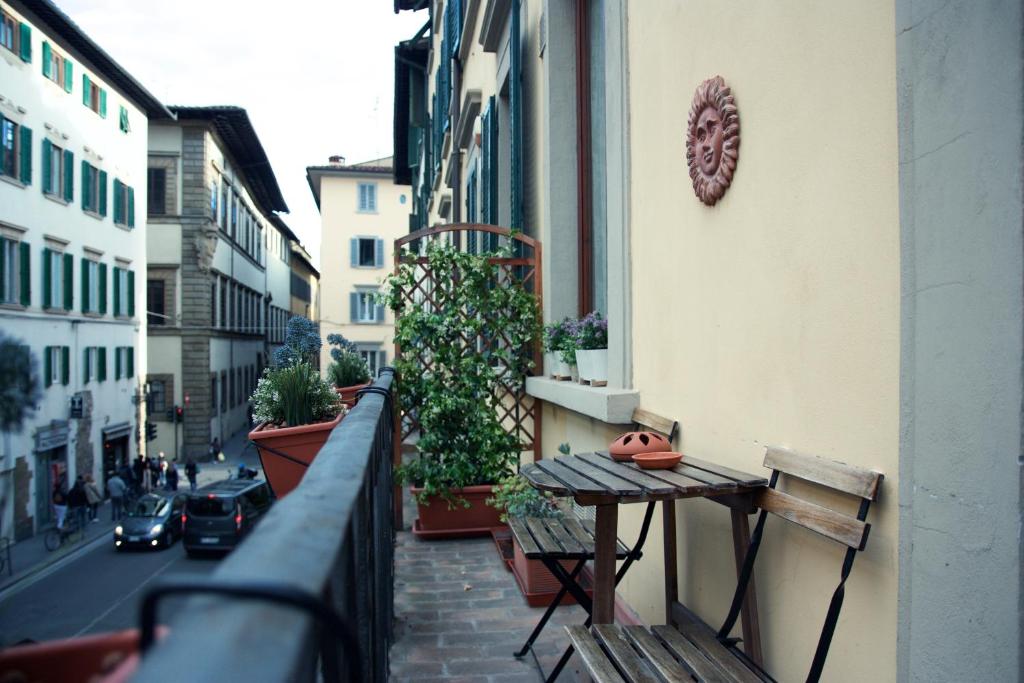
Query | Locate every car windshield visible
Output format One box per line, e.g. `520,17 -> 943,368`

186,496 -> 233,517
128,496 -> 168,518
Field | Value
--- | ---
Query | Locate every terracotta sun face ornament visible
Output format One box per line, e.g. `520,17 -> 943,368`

685,75 -> 740,206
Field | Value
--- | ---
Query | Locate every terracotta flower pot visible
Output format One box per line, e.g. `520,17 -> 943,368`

0,628 -> 167,683
334,382 -> 370,407
411,485 -> 505,538
609,431 -> 672,462
249,412 -> 345,499
632,451 -> 683,470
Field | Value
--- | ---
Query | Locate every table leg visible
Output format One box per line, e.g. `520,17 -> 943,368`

730,507 -> 764,666
662,500 -> 678,626
592,503 -> 618,624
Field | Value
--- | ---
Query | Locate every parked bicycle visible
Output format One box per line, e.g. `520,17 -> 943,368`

43,517 -> 84,552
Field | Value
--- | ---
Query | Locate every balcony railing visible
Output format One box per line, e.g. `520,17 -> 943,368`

133,369 -> 396,682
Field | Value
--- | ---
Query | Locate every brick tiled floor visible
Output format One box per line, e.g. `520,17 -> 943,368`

389,530 -> 589,682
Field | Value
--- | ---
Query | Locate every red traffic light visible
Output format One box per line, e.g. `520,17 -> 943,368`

175,406 -> 184,420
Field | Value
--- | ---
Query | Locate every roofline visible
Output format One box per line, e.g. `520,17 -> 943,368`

12,0 -> 173,119
267,213 -> 299,244
289,244 -> 320,278
306,165 -> 393,210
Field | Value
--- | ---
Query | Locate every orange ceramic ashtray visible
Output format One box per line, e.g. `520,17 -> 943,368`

609,431 -> 672,462
631,452 -> 682,470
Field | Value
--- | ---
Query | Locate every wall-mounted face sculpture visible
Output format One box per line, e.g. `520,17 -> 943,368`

685,76 -> 740,206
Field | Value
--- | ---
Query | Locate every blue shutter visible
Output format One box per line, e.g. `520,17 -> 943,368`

375,238 -> 384,267
350,238 -> 358,267
349,292 -> 358,322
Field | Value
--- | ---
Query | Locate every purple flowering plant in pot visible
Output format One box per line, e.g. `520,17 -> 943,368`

573,311 -> 608,386
543,318 -> 576,380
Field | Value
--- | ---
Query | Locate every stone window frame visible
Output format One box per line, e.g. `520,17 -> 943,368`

147,373 -> 174,420
147,155 -> 178,217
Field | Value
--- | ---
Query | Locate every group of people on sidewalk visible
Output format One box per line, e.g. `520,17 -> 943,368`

49,474 -> 104,531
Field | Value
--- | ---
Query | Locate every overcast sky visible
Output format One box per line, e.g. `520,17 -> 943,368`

58,0 -> 426,263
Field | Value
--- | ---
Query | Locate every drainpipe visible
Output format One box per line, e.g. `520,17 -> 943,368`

451,43 -> 463,240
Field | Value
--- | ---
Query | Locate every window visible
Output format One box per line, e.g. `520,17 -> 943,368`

118,105 -> 130,133
351,237 -> 384,268
230,192 -> 238,237
219,277 -> 227,329
43,345 -> 69,387
81,162 -> 105,215
112,179 -> 135,227
220,370 -> 227,412
42,42 -> 72,93
82,74 -> 107,117
148,168 -> 167,215
0,237 -> 28,306
149,379 -> 166,413
81,258 -> 104,314
113,266 -> 134,317
42,248 -> 69,310
1,11 -> 29,63
210,375 -> 217,415
42,139 -> 71,202
357,183 -> 377,212
351,290 -> 382,323
359,348 -> 386,379
115,346 -> 134,380
147,279 -> 165,325
83,346 -> 97,382
221,183 -> 228,228
1,116 -> 31,185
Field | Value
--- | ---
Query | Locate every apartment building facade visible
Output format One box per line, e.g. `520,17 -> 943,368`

0,0 -> 170,540
393,0 -> 1023,679
307,157 -> 409,377
146,106 -> 291,462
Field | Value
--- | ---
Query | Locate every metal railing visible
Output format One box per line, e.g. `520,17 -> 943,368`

133,369 -> 396,682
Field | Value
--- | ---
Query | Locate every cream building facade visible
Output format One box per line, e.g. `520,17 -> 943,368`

393,0 -> 1023,680
0,0 -> 169,540
307,157 -> 411,378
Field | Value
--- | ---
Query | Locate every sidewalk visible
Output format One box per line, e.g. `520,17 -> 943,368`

0,428 -> 262,596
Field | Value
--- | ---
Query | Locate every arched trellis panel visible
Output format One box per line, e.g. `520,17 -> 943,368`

391,224 -> 543,527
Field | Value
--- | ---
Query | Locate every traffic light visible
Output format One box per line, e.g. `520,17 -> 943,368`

175,405 -> 184,423
145,422 -> 157,441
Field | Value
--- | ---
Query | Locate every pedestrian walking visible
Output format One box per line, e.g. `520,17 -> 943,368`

159,457 -> 168,488
107,472 -> 126,521
147,457 -> 160,492
166,462 -> 179,491
185,458 -> 198,492
51,481 -> 68,530
68,476 -> 88,530
84,474 -> 102,522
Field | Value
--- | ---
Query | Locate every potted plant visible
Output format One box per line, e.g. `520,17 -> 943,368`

249,317 -> 346,499
573,311 -> 608,387
325,333 -> 371,406
383,240 -> 541,537
544,318 -> 575,381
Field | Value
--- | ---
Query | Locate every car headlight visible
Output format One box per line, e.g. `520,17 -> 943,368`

114,525 -> 123,536
150,523 -> 164,536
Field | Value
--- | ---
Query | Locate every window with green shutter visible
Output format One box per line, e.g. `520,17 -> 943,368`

81,162 -> 101,213
82,74 -> 106,116
63,149 -> 73,203
115,346 -> 122,380
127,270 -> 135,316
98,263 -> 107,314
42,42 -> 69,90
61,345 -> 69,385
113,179 -> 134,227
2,15 -> 31,63
19,242 -> 30,307
97,347 -> 106,382
43,346 -> 52,387
0,116 -> 29,184
19,124 -> 31,185
118,106 -> 130,133
62,253 -> 72,311
127,347 -> 134,378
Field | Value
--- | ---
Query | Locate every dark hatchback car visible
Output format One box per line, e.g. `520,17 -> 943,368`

114,493 -> 187,550
182,479 -> 272,557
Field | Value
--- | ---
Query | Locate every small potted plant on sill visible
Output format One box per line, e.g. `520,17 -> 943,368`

326,333 -> 371,406
544,318 -> 576,381
573,311 -> 608,387
249,317 -> 346,499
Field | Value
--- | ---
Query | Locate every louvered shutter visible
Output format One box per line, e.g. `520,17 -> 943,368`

42,248 -> 51,308
19,126 -> 31,184
127,186 -> 134,227
19,242 -> 30,307
41,138 -> 51,194
113,180 -> 122,224
375,238 -> 384,267
18,23 -> 30,63
62,253 -> 72,310
63,150 -> 73,203
44,347 -> 51,387
80,257 -> 89,312
98,347 -> 106,382
98,171 -> 107,216
81,161 -> 90,210
112,266 -> 120,315
0,238 -> 5,302
127,270 -> 135,316
63,59 -> 72,93
115,347 -> 121,380
82,74 -> 90,106
41,41 -> 50,78
83,348 -> 90,383
98,263 -> 107,314
350,238 -> 358,267
61,346 -> 69,385
99,89 -> 107,118
127,348 -> 134,378
349,292 -> 358,322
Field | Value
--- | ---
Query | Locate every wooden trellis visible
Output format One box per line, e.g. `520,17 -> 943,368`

391,224 -> 543,525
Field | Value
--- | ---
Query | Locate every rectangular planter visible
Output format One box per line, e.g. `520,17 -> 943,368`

411,485 -> 505,539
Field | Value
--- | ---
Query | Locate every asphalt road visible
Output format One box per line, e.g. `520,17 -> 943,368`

0,534 -> 221,645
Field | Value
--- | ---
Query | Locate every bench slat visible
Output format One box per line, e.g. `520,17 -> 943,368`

526,517 -> 564,555
621,625 -> 702,682
565,625 -> 626,683
507,516 -> 540,556
754,487 -> 870,550
631,408 -> 677,439
581,519 -> 630,556
561,515 -> 597,555
544,518 -> 586,555
764,446 -> 883,501
671,623 -> 764,683
651,625 -> 737,683
593,625 -> 661,683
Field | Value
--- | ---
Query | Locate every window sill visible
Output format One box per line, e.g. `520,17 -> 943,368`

43,307 -> 69,315
0,174 -> 26,189
43,193 -> 70,207
525,376 -> 639,425
113,223 -> 134,232
83,210 -> 103,221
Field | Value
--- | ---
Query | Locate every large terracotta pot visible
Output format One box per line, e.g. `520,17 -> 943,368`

0,628 -> 166,683
334,382 -> 370,407
249,412 -> 345,499
411,485 -> 505,538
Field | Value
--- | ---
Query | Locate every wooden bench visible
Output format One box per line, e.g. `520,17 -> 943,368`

512,409 -> 678,681
564,446 -> 883,682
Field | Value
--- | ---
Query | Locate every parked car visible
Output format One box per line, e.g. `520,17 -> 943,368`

114,493 -> 187,550
182,478 -> 272,557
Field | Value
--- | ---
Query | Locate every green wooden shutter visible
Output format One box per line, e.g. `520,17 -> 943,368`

80,160 -> 90,211
19,126 -> 31,185
98,170 -> 107,216
127,186 -> 135,228
61,346 -> 69,385
19,242 -> 30,307
18,23 -> 30,63
63,253 -> 73,311
99,89 -> 107,118
98,347 -> 106,382
41,138 -> 51,194
83,347 -> 90,383
0,238 -> 5,302
41,41 -> 51,78
112,266 -> 120,315
80,257 -> 89,312
98,263 -> 107,314
44,347 -> 51,387
127,347 -> 134,378
63,59 -> 73,93
82,74 -> 90,107
42,248 -> 51,308
115,347 -> 122,380
127,270 -> 135,316
113,180 -> 122,224
63,150 -> 73,203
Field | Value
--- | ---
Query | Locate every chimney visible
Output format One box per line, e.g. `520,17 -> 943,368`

328,155 -> 346,166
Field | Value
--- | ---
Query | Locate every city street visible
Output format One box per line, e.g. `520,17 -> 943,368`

0,532 -> 221,645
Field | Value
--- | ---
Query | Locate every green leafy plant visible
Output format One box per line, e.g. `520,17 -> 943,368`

251,361 -> 343,427
383,240 -> 542,508
488,473 -> 564,522
0,334 -> 40,432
